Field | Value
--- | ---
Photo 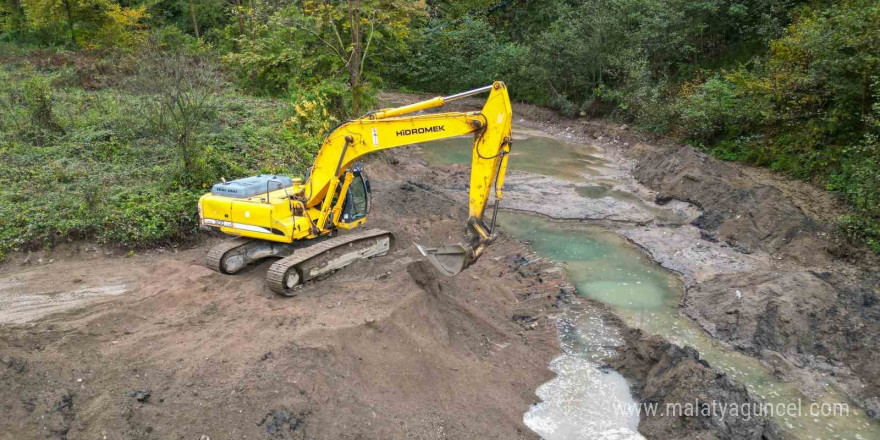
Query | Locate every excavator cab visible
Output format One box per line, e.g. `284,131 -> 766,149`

340,164 -> 370,224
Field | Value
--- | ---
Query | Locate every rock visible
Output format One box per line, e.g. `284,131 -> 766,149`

125,390 -> 151,402
257,409 -> 301,434
761,349 -> 796,378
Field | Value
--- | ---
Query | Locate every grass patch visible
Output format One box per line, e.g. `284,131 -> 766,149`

0,49 -> 318,259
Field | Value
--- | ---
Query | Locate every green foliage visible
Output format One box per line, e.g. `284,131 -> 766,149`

672,0 -> 880,251
21,72 -> 62,132
0,58 -> 307,258
2,0 -> 879,254
137,53 -> 222,187
220,8 -> 308,96
827,77 -> 880,251
101,189 -> 200,245
398,17 -> 542,104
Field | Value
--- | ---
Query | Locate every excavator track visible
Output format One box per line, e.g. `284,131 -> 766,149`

267,228 -> 393,296
206,237 -> 254,274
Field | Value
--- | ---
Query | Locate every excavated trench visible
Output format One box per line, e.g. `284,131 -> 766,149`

419,128 -> 880,440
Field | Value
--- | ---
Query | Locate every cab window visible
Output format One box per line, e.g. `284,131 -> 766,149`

342,171 -> 369,222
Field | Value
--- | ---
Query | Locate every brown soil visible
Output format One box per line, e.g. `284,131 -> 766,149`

0,151 -> 569,440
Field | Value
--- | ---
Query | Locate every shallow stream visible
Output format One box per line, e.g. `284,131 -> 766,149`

420,130 -> 880,440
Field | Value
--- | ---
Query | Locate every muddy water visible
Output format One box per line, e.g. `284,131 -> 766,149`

522,301 -> 645,440
419,130 -> 609,181
420,129 -> 880,440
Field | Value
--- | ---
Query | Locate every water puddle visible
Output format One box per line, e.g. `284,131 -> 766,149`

419,130 -> 609,181
500,211 -> 880,440
420,130 -> 693,225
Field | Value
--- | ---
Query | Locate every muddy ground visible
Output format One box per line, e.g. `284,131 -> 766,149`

0,148 -> 570,440
2,92 -> 878,440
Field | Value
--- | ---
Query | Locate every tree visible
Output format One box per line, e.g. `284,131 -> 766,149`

22,0 -> 110,45
294,0 -> 426,113
1,0 -> 28,35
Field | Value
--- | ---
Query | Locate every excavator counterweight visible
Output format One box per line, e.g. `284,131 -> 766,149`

199,82 -> 513,294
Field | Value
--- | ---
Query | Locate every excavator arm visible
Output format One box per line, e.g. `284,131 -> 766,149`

304,82 -> 513,275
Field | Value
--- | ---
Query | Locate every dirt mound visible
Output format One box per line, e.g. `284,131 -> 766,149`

606,326 -> 788,440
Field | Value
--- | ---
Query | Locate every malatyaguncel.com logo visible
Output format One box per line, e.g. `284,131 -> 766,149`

614,399 -> 849,421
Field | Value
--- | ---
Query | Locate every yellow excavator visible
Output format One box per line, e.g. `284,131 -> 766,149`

198,82 -> 512,295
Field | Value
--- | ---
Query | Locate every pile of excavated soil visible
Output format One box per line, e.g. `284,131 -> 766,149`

0,154 -> 569,440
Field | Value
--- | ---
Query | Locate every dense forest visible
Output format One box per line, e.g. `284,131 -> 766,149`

0,0 -> 878,258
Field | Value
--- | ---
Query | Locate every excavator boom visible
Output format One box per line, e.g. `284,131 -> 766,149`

302,82 -> 512,274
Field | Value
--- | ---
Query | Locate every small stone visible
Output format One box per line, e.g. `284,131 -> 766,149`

125,390 -> 151,402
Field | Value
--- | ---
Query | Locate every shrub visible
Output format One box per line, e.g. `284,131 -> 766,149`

100,189 -> 200,245
137,53 -> 222,188
21,72 -> 63,133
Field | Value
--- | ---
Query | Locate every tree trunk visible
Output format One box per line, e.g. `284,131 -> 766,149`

248,0 -> 256,42
348,0 -> 362,114
235,0 -> 247,37
189,0 -> 200,38
9,0 -> 25,32
63,0 -> 77,46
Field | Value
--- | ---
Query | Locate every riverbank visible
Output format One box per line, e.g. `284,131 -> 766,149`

384,90 -> 879,437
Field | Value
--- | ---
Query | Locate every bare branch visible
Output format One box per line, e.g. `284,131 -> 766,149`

359,19 -> 375,78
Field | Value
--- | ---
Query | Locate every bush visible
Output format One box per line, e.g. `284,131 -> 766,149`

0,53 -> 313,259
21,72 -> 63,133
136,53 -> 223,188
101,189 -> 200,245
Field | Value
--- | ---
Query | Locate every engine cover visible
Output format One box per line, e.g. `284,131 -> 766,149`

210,174 -> 293,199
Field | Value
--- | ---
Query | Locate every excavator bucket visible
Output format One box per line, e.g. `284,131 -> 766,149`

414,242 -> 474,277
